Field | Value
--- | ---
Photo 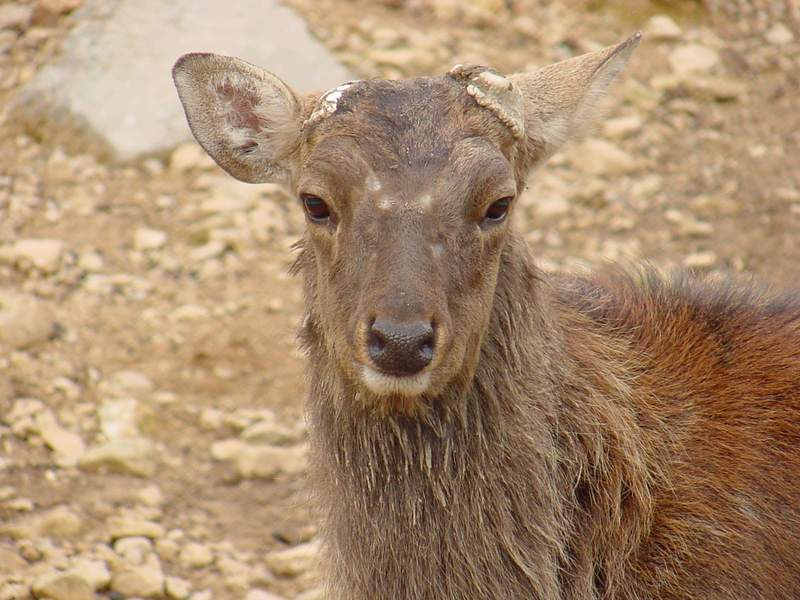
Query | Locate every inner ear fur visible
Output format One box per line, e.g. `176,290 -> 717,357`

172,53 -> 307,184
510,32 -> 641,165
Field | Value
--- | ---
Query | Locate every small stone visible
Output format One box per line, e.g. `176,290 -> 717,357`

602,114 -> 643,139
170,143 -> 211,172
32,570 -> 94,600
108,515 -> 165,540
211,440 -> 307,479
165,576 -> 192,600
134,227 -> 168,250
0,543 -> 27,575
682,75 -> 745,101
765,23 -> 794,46
101,370 -> 155,398
189,240 -> 227,262
114,536 -> 153,564
240,420 -> 303,446
9,238 -> 65,273
668,44 -> 720,78
68,558 -> 111,591
79,437 -> 156,477
245,590 -> 287,600
35,411 -> 85,466
77,250 -> 104,272
137,484 -> 164,507
171,304 -> 210,321
0,291 -> 57,350
179,542 -> 214,569
572,138 -> 636,176
1,505 -> 83,540
644,14 -> 682,41
532,196 -> 570,218
265,541 -> 320,578
684,250 -> 717,268
99,398 -> 141,440
0,4 -> 33,31
35,0 -> 83,18
111,554 -> 165,598
295,589 -> 325,600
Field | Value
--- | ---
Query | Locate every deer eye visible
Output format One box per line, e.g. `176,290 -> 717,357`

482,197 -> 513,225
301,194 -> 331,223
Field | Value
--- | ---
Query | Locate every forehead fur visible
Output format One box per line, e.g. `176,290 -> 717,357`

304,75 -> 515,172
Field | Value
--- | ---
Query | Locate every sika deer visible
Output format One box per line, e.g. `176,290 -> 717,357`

172,34 -> 800,599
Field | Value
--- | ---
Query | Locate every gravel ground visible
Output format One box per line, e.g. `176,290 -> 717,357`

0,0 -> 798,598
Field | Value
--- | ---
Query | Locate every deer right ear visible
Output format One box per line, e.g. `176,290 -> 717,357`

510,33 -> 641,167
172,53 -> 305,184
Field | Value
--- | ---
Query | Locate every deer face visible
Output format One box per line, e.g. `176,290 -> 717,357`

172,34 -> 639,410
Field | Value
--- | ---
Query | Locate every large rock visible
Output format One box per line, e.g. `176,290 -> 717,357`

11,0 -> 353,162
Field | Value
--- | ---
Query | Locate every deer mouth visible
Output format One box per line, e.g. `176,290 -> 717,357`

360,365 -> 433,397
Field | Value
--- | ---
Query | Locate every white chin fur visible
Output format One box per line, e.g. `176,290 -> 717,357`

360,365 -> 432,397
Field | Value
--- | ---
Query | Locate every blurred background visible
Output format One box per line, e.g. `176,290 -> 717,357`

0,0 -> 798,598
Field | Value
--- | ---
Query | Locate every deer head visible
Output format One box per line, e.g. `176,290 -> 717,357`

172,34 -> 640,414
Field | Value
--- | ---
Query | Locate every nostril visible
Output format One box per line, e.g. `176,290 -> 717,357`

367,318 -> 436,377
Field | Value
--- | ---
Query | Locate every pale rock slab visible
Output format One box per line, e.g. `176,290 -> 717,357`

11,0 -> 353,162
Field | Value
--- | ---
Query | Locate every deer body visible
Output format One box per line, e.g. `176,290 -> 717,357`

173,34 -> 800,599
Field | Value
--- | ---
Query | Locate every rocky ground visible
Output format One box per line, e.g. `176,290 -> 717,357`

0,0 -> 798,599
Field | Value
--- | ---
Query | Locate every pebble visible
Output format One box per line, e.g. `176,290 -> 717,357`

245,590 -> 288,600
240,419 -> 304,446
100,370 -> 155,399
0,4 -> 33,31
265,541 -> 320,578
0,543 -> 28,575
1,505 -> 82,540
572,138 -> 636,176
668,44 -> 720,78
179,542 -> 215,569
108,515 -> 166,540
682,75 -> 745,102
68,557 -> 111,591
165,576 -> 192,599
189,240 -> 227,262
79,437 -> 156,477
111,554 -> 165,598
295,588 -> 325,600
99,398 -> 141,440
134,227 -> 168,250
532,195 -> 570,218
35,0 -> 84,19
684,250 -> 717,268
602,114 -> 643,139
170,143 -> 211,173
0,290 -> 57,350
35,410 -> 86,466
4,238 -> 65,273
765,23 -> 794,46
32,570 -> 94,600
644,14 -> 682,41
211,439 -> 307,479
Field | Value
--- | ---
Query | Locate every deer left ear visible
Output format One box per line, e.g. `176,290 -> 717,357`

172,53 -> 307,184
510,33 -> 641,166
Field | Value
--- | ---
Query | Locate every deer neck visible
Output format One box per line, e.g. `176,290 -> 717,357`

303,236 -> 576,599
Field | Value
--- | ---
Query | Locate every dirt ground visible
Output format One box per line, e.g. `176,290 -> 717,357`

0,0 -> 798,599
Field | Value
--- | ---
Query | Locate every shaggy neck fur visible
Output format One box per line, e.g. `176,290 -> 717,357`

300,236 -> 656,600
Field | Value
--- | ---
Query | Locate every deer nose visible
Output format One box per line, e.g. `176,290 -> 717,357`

367,318 -> 435,377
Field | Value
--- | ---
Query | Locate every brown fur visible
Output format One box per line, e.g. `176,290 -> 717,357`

172,35 -> 800,599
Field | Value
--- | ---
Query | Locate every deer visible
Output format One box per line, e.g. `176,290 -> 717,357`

172,33 -> 800,599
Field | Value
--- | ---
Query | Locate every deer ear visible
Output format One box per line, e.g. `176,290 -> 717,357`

172,53 -> 305,184
510,33 -> 641,164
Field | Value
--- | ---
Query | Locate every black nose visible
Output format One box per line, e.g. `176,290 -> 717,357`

367,318 -> 435,377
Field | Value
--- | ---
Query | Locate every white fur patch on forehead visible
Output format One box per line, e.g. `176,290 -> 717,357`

303,80 -> 362,130
448,64 -> 525,139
